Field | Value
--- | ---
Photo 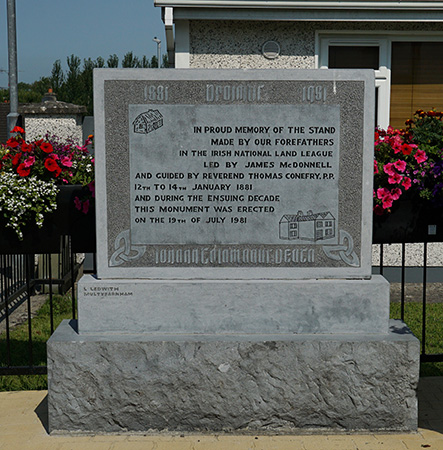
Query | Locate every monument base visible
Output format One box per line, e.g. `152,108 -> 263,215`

77,275 -> 390,335
47,319 -> 419,434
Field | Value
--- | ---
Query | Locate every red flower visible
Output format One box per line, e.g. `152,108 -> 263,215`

401,144 -> 413,156
17,163 -> 31,177
12,152 -> 22,166
21,142 -> 32,152
11,126 -> 24,134
6,138 -> 19,148
44,157 -> 61,176
40,142 -> 54,154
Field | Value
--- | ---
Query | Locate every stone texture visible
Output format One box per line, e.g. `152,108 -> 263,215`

47,319 -> 419,434
77,275 -> 390,335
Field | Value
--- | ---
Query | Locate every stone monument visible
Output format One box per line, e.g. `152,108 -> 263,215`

47,69 -> 419,433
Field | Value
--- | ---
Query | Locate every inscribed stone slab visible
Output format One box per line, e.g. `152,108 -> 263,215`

93,69 -> 374,279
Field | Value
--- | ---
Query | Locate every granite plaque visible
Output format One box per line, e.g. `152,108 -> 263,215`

94,69 -> 374,279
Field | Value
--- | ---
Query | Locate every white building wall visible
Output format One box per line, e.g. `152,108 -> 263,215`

188,20 -> 443,69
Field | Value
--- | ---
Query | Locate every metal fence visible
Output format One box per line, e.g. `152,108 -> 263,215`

0,243 -> 442,376
0,238 -> 81,375
374,242 -> 443,363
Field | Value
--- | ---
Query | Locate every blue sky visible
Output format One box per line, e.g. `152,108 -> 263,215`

0,0 -> 165,87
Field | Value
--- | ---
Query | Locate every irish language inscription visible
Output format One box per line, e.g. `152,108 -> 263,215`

129,104 -> 340,245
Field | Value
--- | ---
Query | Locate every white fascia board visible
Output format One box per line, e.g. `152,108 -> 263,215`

170,6 -> 443,21
154,0 -> 443,9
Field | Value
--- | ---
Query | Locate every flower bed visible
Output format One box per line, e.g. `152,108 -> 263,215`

0,127 -> 95,252
374,110 -> 443,243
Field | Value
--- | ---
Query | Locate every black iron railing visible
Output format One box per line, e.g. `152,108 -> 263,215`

1,242 -> 442,376
374,242 -> 443,363
0,238 -> 81,375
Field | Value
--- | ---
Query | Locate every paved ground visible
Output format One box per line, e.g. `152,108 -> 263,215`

0,378 -> 442,450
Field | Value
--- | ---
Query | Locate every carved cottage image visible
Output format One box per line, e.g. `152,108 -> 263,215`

133,110 -> 163,134
279,210 -> 335,241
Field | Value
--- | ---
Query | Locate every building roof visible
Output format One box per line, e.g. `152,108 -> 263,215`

281,211 -> 335,222
155,0 -> 443,21
18,90 -> 86,116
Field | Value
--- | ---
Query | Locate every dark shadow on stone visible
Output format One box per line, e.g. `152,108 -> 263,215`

34,394 -> 49,434
69,318 -> 78,333
389,321 -> 413,335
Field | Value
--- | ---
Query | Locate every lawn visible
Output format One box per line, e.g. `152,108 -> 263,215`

0,293 -> 72,391
0,294 -> 442,391
390,301 -> 443,376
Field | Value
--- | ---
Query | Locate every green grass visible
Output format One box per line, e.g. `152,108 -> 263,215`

0,293 -> 73,391
0,294 -> 442,391
390,301 -> 443,376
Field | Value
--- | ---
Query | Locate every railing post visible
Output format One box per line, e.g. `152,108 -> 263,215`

421,241 -> 428,357
401,242 -> 406,321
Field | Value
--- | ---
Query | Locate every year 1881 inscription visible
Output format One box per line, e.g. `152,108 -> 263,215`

129,103 -> 340,245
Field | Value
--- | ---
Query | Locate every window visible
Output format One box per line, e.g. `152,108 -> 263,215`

317,35 -> 389,127
390,42 -> 443,129
328,46 -> 379,70
317,33 -> 443,129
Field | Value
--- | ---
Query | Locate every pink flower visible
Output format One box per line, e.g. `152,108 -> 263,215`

383,163 -> 396,176
414,149 -> 428,164
61,156 -> 73,167
393,160 -> 406,172
374,160 -> 379,174
88,181 -> 95,198
388,172 -> 403,184
392,135 -> 404,153
377,187 -> 390,200
82,199 -> 90,214
74,196 -> 82,211
381,193 -> 394,209
23,155 -> 35,168
402,177 -> 412,190
391,188 -> 402,200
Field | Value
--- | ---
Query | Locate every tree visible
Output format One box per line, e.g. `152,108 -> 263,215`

107,54 -> 119,68
95,56 -> 105,68
150,55 -> 158,68
140,55 -> 151,68
50,60 -> 65,94
122,51 -> 140,68
2,52 -> 166,115
65,55 -> 82,104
